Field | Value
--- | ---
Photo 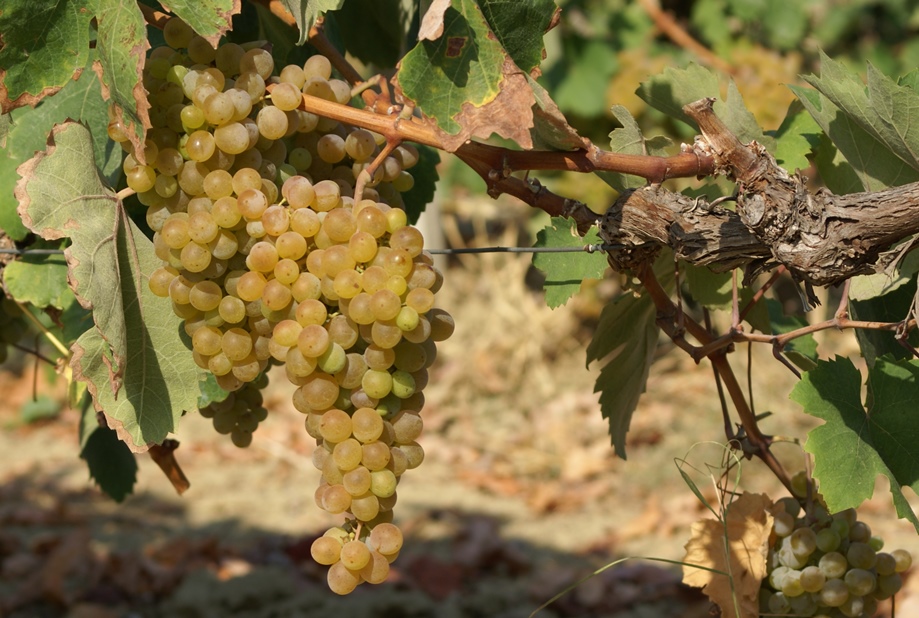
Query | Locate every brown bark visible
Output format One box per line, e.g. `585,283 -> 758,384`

600,98 -> 919,286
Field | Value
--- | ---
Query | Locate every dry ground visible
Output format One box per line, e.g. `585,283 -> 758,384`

1,197 -> 917,618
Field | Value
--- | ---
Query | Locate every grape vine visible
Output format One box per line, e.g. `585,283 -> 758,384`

2,0 -> 919,614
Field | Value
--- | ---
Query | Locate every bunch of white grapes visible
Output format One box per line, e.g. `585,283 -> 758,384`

114,16 -> 453,594
761,473 -> 913,617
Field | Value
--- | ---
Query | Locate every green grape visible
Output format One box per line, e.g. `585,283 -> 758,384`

390,370 -> 415,399
298,324 -> 331,358
214,121 -> 251,154
428,308 -> 455,342
318,342 -> 347,374
395,306 -> 420,332
257,105 -> 288,140
335,354 -> 368,390
838,594 -> 864,618
891,548 -> 912,572
361,369 -> 393,399
819,578 -> 849,607
317,134 -> 347,163
368,523 -> 403,555
800,565 -> 825,593
343,466 -> 372,497
240,48 -> 274,79
846,542 -> 877,569
326,560 -> 362,595
399,441 -> 424,470
816,528 -> 841,553
340,539 -> 372,571
819,552 -> 848,579
333,439 -> 363,472
876,572 -> 903,597
370,469 -> 397,498
361,442 -> 391,472
311,535 -> 344,566
300,372 -> 340,411
327,314 -> 359,349
351,407 -> 383,443
848,521 -> 871,543
844,568 -> 876,596
271,81 -> 303,111
875,552 -> 897,576
370,320 -> 402,349
390,411 -> 422,444
790,526 -> 818,558
350,491 -> 380,521
780,569 -> 805,597
359,550 -> 390,585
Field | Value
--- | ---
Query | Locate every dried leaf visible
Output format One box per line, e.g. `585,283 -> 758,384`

682,492 -> 773,618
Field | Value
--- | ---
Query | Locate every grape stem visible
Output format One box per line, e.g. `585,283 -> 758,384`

634,261 -> 794,495
266,82 -> 714,233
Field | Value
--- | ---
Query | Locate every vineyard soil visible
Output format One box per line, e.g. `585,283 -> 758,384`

1,205 -> 918,617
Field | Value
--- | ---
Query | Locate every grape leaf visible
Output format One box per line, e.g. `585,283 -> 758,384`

790,356 -> 919,532
278,0 -> 346,45
767,100 -> 821,173
683,264 -> 732,309
159,0 -> 240,45
0,54 -> 122,240
636,63 -> 773,151
765,299 -> 818,372
476,0 -> 557,76
683,492 -> 772,618
600,105 -> 673,192
586,287 -> 658,459
527,75 -> 588,151
2,241 -> 74,310
81,420 -> 138,502
790,84 -> 919,192
811,132 -> 866,195
16,121 -> 202,451
396,0 -> 536,151
532,216 -> 607,309
330,0 -> 411,69
401,144 -> 440,224
849,280 -> 919,366
0,0 -> 94,112
93,0 -> 151,161
804,52 -> 919,174
586,255 -> 673,458
198,373 -> 232,409
550,39 -> 618,119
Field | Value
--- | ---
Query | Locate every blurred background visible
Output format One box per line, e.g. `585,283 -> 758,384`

2,0 -> 919,616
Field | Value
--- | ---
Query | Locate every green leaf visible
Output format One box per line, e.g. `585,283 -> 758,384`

761,0 -> 807,50
16,121 -> 203,449
330,0 -> 412,69
279,0 -> 346,45
251,3 -> 310,72
849,279 -> 918,366
766,299 -> 818,371
0,53 -> 120,240
804,53 -> 919,174
532,217 -> 607,308
793,85 -> 919,192
586,254 -> 673,459
2,241 -> 74,310
21,396 -> 62,423
810,132 -> 865,195
768,100 -> 821,172
81,421 -> 138,502
0,0 -> 94,112
198,373 -> 231,409
476,0 -> 556,75
549,39 -> 617,119
401,145 -> 440,224
790,356 -> 919,531
586,288 -> 659,459
599,105 -> 673,192
636,63 -> 773,151
94,0 -> 150,158
397,0 -> 535,149
683,264 -> 732,310
160,0 -> 239,44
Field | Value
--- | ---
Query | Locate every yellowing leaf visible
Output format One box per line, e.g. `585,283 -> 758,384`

682,492 -> 773,618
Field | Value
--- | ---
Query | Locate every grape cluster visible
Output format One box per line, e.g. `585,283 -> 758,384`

123,16 -> 453,592
761,473 -> 913,617
310,521 -> 404,594
198,374 -> 269,448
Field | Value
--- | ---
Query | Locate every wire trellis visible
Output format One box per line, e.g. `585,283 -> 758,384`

0,244 -> 624,257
